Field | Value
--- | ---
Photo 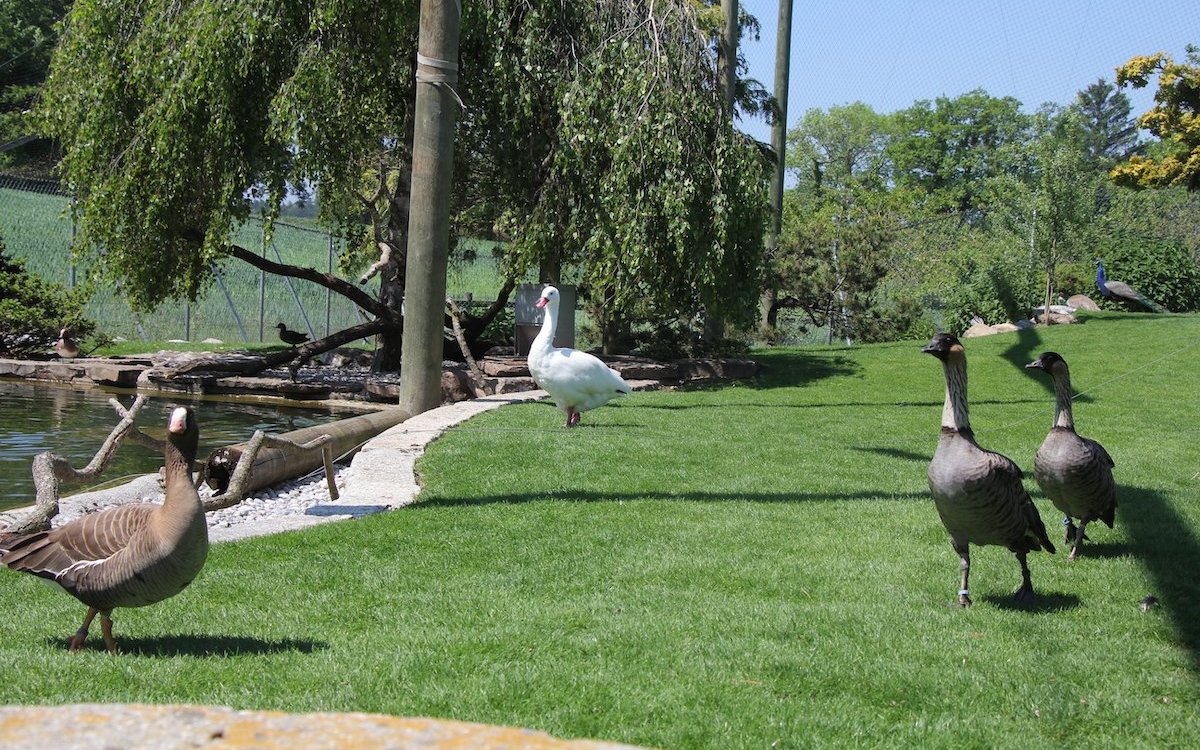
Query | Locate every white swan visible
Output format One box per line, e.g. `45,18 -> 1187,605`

527,285 -> 631,426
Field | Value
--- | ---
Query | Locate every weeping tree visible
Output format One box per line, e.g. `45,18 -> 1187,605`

39,0 -> 768,369
460,0 -> 770,352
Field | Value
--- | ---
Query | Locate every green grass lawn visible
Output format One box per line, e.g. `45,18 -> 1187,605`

1,312 -> 1199,748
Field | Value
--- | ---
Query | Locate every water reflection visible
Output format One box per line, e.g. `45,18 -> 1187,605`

0,380 -> 354,510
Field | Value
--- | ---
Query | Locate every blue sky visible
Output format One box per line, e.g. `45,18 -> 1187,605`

736,0 -> 1200,143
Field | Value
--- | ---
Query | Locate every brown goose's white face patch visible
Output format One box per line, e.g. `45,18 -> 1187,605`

168,407 -> 190,435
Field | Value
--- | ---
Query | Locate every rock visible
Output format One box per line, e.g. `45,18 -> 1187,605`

492,376 -> 539,394
85,364 -> 144,388
276,382 -> 333,400
989,322 -> 1020,334
1042,312 -> 1077,325
607,357 -> 680,381
201,338 -> 224,344
480,356 -> 530,377
364,379 -> 401,402
963,322 -> 998,338
441,368 -> 475,402
1068,293 -> 1101,312
325,347 -> 374,368
0,704 -> 649,750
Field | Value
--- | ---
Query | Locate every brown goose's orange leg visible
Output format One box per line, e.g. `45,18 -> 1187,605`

100,613 -> 117,654
68,607 -> 99,652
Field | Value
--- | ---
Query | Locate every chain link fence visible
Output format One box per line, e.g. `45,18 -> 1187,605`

0,174 -> 369,345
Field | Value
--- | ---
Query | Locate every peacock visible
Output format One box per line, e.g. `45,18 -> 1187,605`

1095,261 -> 1168,312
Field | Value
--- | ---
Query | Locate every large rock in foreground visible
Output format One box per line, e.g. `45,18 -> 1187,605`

0,703 -> 650,750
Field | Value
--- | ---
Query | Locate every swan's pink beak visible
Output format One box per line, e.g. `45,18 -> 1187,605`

535,297 -> 548,309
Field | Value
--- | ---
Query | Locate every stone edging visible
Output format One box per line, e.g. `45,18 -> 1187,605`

208,389 -> 554,541
0,703 -> 650,750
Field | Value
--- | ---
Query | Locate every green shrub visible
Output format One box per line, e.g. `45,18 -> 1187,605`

1095,238 -> 1200,312
0,236 -> 95,356
927,239 -> 1039,334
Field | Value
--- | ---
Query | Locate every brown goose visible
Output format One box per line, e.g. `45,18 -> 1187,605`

0,407 -> 209,653
1026,352 -> 1117,560
923,333 -> 1055,606
54,328 -> 81,359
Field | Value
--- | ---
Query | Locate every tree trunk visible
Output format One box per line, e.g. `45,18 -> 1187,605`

1043,265 -> 1054,325
702,0 -> 739,348
761,289 -> 779,330
399,0 -> 461,415
538,253 -> 561,285
376,149 -> 414,370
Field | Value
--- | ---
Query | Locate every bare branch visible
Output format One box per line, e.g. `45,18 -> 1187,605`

169,317 -> 392,377
225,243 -> 389,319
446,298 -> 485,381
204,431 -> 337,511
358,240 -> 396,286
2,396 -> 152,536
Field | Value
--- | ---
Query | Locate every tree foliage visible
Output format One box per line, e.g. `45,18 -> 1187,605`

769,102 -> 897,341
1068,79 -> 1141,167
887,90 -> 1030,221
1113,44 -> 1200,190
985,114 -> 1103,319
38,0 -> 768,357
787,102 -> 890,194
0,0 -> 70,173
0,233 -> 94,356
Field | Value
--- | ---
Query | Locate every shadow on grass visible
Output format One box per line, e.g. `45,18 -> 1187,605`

415,488 -> 929,510
1076,311 -> 1175,322
979,590 -> 1082,613
852,446 -> 931,463
1066,540 -> 1131,560
1120,484 -> 1200,668
619,398 -> 1042,413
999,327 -> 1054,396
742,351 -> 862,389
62,634 -> 330,657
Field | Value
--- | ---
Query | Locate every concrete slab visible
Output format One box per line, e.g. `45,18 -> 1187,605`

0,704 -> 649,750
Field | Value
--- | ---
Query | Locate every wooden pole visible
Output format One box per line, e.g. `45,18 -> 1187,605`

720,0 -> 739,115
399,0 -> 461,415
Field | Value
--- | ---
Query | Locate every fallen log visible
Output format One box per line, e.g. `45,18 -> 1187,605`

203,408 -> 410,498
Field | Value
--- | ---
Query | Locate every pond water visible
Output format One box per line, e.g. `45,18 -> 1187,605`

0,380 -> 359,511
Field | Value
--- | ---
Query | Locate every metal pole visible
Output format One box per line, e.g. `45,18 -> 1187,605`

258,237 -> 267,342
210,263 -> 249,342
270,241 -> 317,339
326,234 -> 334,337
